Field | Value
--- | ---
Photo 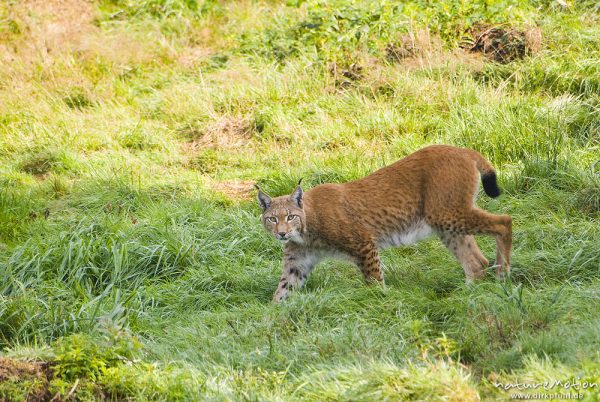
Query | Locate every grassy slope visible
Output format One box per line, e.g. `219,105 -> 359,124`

0,0 -> 599,400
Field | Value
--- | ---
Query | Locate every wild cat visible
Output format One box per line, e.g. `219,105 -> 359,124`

257,145 -> 512,302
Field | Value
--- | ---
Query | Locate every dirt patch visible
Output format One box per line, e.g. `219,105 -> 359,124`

211,179 -> 255,200
328,61 -> 364,88
182,117 -> 256,152
19,152 -> 59,177
0,357 -> 52,401
385,41 -> 413,61
464,24 -> 542,63
386,26 -> 541,66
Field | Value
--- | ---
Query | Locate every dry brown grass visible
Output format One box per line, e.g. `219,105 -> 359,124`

1,0 -> 187,79
0,357 -> 51,401
385,30 -> 486,72
211,179 -> 255,200
7,0 -> 97,59
386,30 -> 442,62
183,117 -> 256,151
177,46 -> 214,68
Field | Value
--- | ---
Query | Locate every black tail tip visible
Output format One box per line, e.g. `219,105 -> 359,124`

482,172 -> 501,198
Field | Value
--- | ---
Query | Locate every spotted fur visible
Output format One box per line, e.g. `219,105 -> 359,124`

257,145 -> 513,302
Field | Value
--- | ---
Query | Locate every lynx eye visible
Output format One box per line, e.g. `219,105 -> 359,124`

286,215 -> 297,221
267,216 -> 278,223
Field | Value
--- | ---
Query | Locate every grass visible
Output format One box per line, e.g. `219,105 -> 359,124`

0,0 -> 599,400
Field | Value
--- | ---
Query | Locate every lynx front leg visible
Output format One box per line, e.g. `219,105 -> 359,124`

354,242 -> 384,284
273,245 -> 318,303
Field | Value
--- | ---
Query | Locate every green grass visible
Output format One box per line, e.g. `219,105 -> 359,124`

0,0 -> 599,400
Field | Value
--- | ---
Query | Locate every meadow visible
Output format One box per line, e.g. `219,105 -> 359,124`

0,0 -> 599,400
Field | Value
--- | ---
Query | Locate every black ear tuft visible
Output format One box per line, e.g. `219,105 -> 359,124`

256,187 -> 272,211
290,185 -> 303,208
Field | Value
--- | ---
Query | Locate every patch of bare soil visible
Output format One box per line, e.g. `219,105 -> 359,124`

211,179 -> 255,200
328,61 -> 364,88
463,24 -> 542,63
182,117 -> 256,152
0,357 -> 52,401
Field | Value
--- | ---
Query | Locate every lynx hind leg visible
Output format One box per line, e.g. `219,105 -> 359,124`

273,246 -> 318,303
466,209 -> 512,278
436,208 -> 512,279
466,235 -> 489,268
440,233 -> 488,282
492,214 -> 512,278
354,242 -> 384,284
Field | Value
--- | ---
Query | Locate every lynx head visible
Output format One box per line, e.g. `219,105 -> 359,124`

256,183 -> 305,245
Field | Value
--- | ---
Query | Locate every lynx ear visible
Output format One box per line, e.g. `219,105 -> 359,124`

255,185 -> 272,211
290,184 -> 303,208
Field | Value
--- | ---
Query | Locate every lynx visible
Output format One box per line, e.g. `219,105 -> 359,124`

257,145 -> 512,303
